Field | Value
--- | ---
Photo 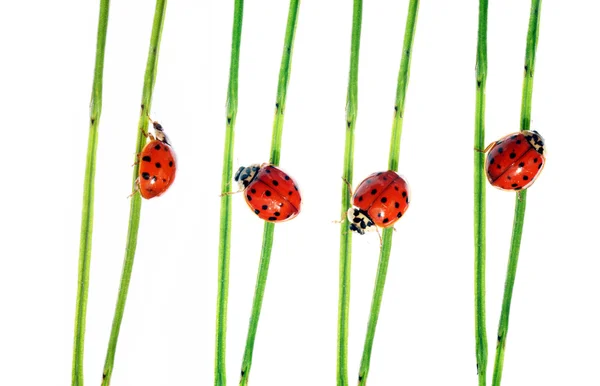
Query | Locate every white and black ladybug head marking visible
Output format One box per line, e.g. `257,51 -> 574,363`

524,130 -> 545,156
152,122 -> 172,146
234,164 -> 261,190
347,207 -> 376,235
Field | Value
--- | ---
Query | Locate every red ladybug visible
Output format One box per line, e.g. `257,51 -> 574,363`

485,130 -> 545,191
347,171 -> 410,235
137,121 -> 177,199
235,164 -> 301,222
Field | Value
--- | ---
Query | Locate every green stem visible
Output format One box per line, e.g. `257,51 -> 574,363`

71,1 -> 110,385
492,1 -> 542,385
101,1 -> 167,384
337,1 -> 362,385
358,1 -> 419,385
215,1 -> 244,385
474,0 -> 488,384
239,1 -> 300,385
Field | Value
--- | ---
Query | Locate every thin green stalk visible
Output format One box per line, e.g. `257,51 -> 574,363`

101,1 -> 167,384
71,1 -> 110,385
474,0 -> 488,384
215,1 -> 244,385
239,1 -> 300,385
492,1 -> 542,385
357,1 -> 419,384
337,1 -> 362,385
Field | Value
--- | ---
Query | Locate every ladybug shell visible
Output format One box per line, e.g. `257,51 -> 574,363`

244,165 -> 301,222
485,131 -> 545,191
352,170 -> 409,228
138,140 -> 177,199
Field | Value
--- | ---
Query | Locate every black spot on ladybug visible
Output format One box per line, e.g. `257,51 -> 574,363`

247,195 -> 252,201
265,190 -> 272,197
142,156 -> 151,162
519,162 -> 525,168
360,221 -> 367,229
498,147 -> 504,153
154,144 -> 161,150
272,180 -> 279,186
395,202 -> 400,209
371,189 -> 377,195
511,183 -> 518,188
252,166 -> 259,171
285,175 -> 290,180
262,205 -> 268,210
353,209 -> 360,216
534,158 -> 538,163
383,218 -> 389,224
169,161 -> 173,167
383,177 -> 387,181
397,212 -> 402,218
265,168 -> 271,173
490,158 -> 495,164
274,212 -> 280,216
377,172 -> 383,176
509,152 -> 516,159
268,216 -> 277,221
240,173 -> 249,181
516,140 -> 522,144
162,178 -> 166,182
367,221 -> 374,226
507,176 -> 512,180
142,172 -> 150,180
402,191 -> 407,198
523,175 -> 529,181
405,198 -> 409,204
394,186 -> 399,191
155,162 -> 161,168
497,164 -> 501,169
353,217 -> 361,223
251,188 -> 257,194
358,196 -> 363,202
367,179 -> 372,184
288,191 -> 293,195
377,213 -> 383,218
381,197 -> 387,203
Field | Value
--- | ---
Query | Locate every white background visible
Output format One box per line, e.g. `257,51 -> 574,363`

1,0 -> 599,385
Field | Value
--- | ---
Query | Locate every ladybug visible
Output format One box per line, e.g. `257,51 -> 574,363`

347,171 -> 410,235
485,130 -> 545,191
234,164 -> 301,222
137,121 -> 177,199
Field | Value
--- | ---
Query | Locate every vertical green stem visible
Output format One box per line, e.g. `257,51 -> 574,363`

238,1 -> 300,385
215,1 -> 244,385
71,1 -> 110,385
474,0 -> 488,384
101,1 -> 167,384
492,1 -> 541,385
357,1 -> 419,385
337,1 -> 362,385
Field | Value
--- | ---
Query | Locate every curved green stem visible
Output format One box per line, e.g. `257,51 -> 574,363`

337,1 -> 362,385
238,1 -> 300,385
492,1 -> 542,385
357,1 -> 419,384
214,1 -> 244,385
71,1 -> 110,385
474,0 -> 488,384
101,1 -> 167,384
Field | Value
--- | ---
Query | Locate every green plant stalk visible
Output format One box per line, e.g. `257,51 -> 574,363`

214,1 -> 244,385
238,1 -> 300,385
71,1 -> 110,385
337,1 -> 362,385
357,1 -> 419,385
492,1 -> 541,385
474,0 -> 488,385
101,1 -> 167,384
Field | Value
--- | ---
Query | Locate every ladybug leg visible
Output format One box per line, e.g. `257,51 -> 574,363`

341,177 -> 354,197
128,178 -> 140,198
132,153 -> 141,166
475,142 -> 495,154
220,189 -> 243,197
517,190 -> 523,201
375,227 -> 383,248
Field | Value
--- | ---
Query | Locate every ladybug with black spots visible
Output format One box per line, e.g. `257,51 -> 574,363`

137,120 -> 177,199
484,130 -> 545,191
347,171 -> 410,235
234,164 -> 301,222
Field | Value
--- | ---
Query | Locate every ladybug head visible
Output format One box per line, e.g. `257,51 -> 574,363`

234,164 -> 261,190
153,122 -> 172,147
524,130 -> 545,156
347,207 -> 376,235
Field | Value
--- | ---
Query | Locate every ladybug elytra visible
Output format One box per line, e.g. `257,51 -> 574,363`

137,121 -> 177,199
